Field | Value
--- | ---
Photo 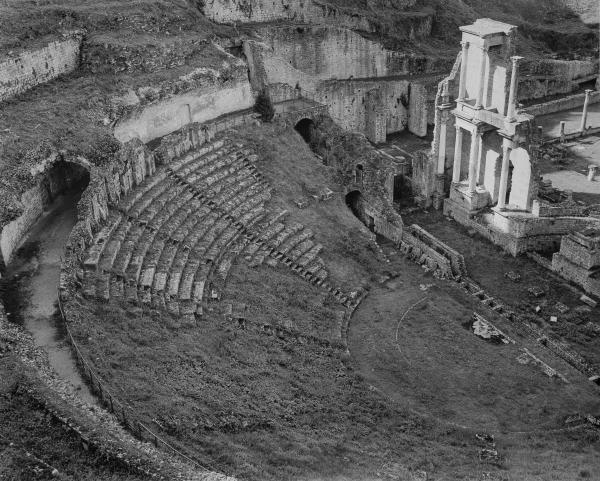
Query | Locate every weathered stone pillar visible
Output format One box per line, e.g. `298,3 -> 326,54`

468,129 -> 481,193
475,130 -> 484,184
452,126 -> 463,183
457,41 -> 469,101
506,56 -> 523,121
438,117 -> 448,175
475,46 -> 488,109
588,165 -> 598,182
559,121 -> 566,139
497,137 -> 512,210
580,89 -> 593,132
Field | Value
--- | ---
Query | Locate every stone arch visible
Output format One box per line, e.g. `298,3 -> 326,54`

508,147 -> 533,211
295,118 -> 315,144
355,164 -> 364,184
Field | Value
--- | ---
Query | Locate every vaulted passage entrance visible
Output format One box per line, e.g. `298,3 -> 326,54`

295,118 -> 315,144
345,190 -> 374,231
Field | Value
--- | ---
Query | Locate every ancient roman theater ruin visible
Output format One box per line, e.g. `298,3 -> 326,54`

1,1 -> 600,479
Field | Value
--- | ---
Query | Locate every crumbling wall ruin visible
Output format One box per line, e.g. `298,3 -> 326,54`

244,40 -> 437,140
0,32 -> 83,103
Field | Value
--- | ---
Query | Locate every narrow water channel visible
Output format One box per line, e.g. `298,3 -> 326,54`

2,192 -> 96,405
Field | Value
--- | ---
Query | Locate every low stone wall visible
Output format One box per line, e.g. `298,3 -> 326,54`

0,32 -> 83,103
399,230 -> 454,277
523,90 -> 600,117
407,224 -> 467,277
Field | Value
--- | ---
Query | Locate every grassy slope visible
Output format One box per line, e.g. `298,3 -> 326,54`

0,357 -> 148,481
65,126 -> 486,481
67,125 -> 600,480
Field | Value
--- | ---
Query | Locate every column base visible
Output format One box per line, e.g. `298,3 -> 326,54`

449,182 -> 492,211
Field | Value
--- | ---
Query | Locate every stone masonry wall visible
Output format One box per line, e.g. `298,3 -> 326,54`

0,32 -> 83,103
257,25 -> 443,81
113,60 -> 254,144
202,0 -> 432,38
0,185 -> 49,267
245,40 -> 435,138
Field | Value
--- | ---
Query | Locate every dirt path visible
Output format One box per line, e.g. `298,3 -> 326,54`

3,193 -> 96,405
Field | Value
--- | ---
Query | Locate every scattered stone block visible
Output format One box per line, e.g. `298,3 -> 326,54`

295,198 -> 309,209
555,302 -> 570,314
528,286 -> 545,298
319,188 -> 334,201
504,271 -> 521,282
580,294 -> 598,308
550,316 -> 558,323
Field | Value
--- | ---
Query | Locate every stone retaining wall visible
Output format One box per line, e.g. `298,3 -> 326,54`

202,0 -> 432,39
113,74 -> 254,144
0,32 -> 83,103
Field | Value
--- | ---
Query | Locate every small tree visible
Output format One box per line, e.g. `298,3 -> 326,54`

254,90 -> 275,122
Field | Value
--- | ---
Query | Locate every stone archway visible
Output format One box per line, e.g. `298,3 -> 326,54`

295,118 -> 315,144
508,147 -> 533,210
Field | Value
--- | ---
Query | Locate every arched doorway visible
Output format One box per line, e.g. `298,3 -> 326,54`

345,190 -> 374,231
42,160 -> 90,203
393,174 -> 411,206
355,164 -> 364,184
295,118 -> 315,144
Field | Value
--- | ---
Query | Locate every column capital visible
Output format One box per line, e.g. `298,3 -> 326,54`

510,55 -> 524,65
585,89 -> 594,95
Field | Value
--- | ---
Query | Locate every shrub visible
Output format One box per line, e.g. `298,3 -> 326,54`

254,90 -> 275,122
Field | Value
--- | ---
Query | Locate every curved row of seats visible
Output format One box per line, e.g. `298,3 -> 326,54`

82,136 -> 336,319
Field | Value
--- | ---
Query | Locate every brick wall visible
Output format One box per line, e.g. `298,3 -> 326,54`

0,33 -> 83,103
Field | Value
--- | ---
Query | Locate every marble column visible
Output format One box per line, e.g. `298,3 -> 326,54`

457,41 -> 469,101
452,126 -> 463,183
437,115 -> 448,175
506,56 -> 523,121
580,89 -> 593,132
474,46 -> 488,109
467,129 -> 480,193
497,137 -> 512,209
